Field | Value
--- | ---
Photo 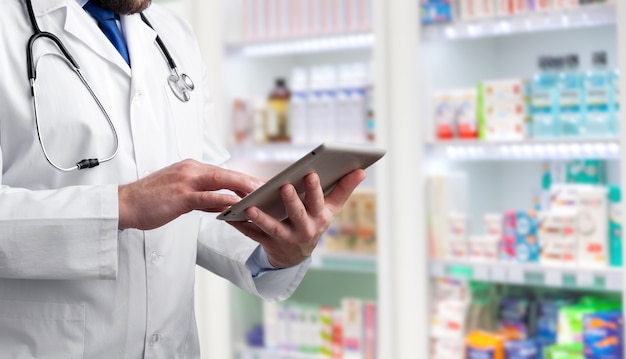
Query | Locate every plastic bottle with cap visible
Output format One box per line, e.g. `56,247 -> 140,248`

557,54 -> 583,137
584,51 -> 612,137
266,78 -> 291,142
530,56 -> 559,138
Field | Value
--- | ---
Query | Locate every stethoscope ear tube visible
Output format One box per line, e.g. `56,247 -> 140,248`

27,32 -> 80,84
24,0 -> 193,171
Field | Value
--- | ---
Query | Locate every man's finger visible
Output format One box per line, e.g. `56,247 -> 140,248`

303,173 -> 325,217
324,170 -> 366,210
196,167 -> 264,193
244,206 -> 290,240
188,192 -> 240,211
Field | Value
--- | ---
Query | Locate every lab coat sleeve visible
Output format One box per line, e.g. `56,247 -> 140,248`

194,62 -> 309,301
196,217 -> 310,302
0,182 -> 119,280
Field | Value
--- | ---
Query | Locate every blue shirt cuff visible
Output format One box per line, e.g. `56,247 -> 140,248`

246,246 -> 277,278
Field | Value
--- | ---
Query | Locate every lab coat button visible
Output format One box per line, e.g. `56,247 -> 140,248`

150,333 -> 160,345
143,170 -> 151,177
150,251 -> 160,264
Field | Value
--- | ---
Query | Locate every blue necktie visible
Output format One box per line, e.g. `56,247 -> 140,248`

83,1 -> 130,66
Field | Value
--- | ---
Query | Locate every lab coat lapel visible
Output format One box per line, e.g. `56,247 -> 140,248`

62,0 -> 132,76
121,14 -> 157,96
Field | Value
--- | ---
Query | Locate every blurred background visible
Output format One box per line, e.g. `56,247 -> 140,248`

155,0 -> 624,358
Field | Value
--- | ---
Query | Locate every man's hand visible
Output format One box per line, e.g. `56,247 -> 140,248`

228,169 -> 367,269
118,160 -> 264,230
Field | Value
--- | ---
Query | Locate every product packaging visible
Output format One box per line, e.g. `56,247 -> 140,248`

478,79 -> 527,141
448,213 -> 470,260
319,306 -> 334,357
325,189 -> 377,254
465,331 -> 510,359
242,0 -> 256,40
336,64 -> 369,143
231,98 -> 251,144
538,210 -> 578,266
431,338 -> 465,359
332,309 -> 344,358
551,184 -> 609,267
266,78 -> 292,142
583,311 -> 623,359
325,192 -> 358,253
536,297 -> 577,347
459,0 -> 495,20
290,67 -> 309,144
515,210 -> 540,263
363,301 -> 376,359
421,0 -> 454,25
501,211 -> 517,261
565,160 -> 607,185
557,296 -> 621,345
354,190 -> 377,253
534,0 -> 553,11
426,173 -> 468,259
544,342 -> 584,359
456,88 -> 479,139
299,304 -> 321,353
434,91 -> 457,140
264,301 -> 280,350
504,339 -> 539,359
553,0 -> 578,9
342,298 -> 363,359
307,66 -> 337,143
498,295 -> 535,339
608,185 -> 622,267
469,235 -> 499,262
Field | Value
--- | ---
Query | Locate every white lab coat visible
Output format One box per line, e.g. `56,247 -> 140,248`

0,1 -> 310,358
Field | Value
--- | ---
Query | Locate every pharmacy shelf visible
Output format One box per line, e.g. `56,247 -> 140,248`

310,251 -> 377,273
425,137 -> 620,161
228,143 -> 313,162
430,259 -> 623,292
225,32 -> 373,57
228,142 -> 376,162
235,345 -> 322,359
421,3 -> 615,41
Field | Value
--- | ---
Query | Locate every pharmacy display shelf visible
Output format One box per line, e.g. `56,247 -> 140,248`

228,143 -> 313,162
226,32 -> 374,57
425,137 -> 620,161
228,142 -> 377,162
421,2 -> 615,42
430,259 -> 623,292
235,345 -> 322,359
310,251 -> 377,273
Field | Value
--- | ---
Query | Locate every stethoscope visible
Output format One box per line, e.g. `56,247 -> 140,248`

24,0 -> 195,171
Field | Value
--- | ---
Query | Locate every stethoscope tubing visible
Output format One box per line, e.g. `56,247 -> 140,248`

23,0 -> 194,171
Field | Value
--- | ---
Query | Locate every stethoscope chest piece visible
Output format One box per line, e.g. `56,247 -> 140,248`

168,71 -> 194,102
23,0 -> 196,171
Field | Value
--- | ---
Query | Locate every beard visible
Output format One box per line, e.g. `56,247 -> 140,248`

91,0 -> 152,15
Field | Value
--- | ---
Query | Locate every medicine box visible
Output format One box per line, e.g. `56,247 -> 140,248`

515,210 -> 540,263
539,210 -> 578,266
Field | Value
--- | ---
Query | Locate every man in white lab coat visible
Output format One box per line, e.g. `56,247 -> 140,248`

0,0 -> 365,358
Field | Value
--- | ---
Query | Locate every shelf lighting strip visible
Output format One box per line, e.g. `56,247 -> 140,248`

427,140 -> 620,160
230,33 -> 374,57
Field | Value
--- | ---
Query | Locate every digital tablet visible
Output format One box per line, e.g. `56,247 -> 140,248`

217,143 -> 386,221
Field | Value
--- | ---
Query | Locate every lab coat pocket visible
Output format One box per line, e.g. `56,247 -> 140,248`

163,85 -> 202,161
0,300 -> 85,359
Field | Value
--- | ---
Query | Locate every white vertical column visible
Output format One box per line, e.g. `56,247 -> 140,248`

187,1 -> 233,358
372,0 -> 427,358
